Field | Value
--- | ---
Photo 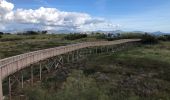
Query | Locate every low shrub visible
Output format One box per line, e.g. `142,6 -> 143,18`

95,33 -> 106,39
0,37 -> 23,41
164,35 -> 170,40
158,35 -> 167,41
158,35 -> 170,41
0,32 -> 4,35
64,33 -> 87,40
120,33 -> 143,39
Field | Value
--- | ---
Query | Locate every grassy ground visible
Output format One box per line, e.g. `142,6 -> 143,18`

0,34 -> 101,59
83,42 -> 170,100
9,41 -> 170,100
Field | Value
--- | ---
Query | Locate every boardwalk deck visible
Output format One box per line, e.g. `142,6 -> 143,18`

0,39 -> 141,99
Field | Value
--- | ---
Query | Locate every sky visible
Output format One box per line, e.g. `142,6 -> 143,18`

0,0 -> 170,32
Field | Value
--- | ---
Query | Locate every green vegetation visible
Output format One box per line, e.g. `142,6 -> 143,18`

1,32 -> 170,59
120,33 -> 143,39
7,41 -> 170,100
64,33 -> 87,40
0,34 -> 101,59
141,33 -> 158,44
17,31 -> 48,35
95,33 -> 106,39
0,32 -> 146,59
158,35 -> 170,41
1,32 -> 170,100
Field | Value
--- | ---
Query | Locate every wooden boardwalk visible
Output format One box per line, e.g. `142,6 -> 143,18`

0,39 -> 140,99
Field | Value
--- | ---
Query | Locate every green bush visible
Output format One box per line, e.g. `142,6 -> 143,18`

158,35 -> 170,41
141,33 -> 158,44
24,87 -> 47,100
0,32 -> 4,35
95,33 -> 106,39
54,70 -> 109,100
0,35 -> 2,38
158,35 -> 167,41
164,35 -> 170,40
120,33 -> 143,39
64,33 -> 87,40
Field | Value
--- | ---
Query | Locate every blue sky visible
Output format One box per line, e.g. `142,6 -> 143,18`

1,0 -> 170,32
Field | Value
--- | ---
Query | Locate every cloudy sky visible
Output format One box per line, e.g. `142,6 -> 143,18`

0,0 -> 170,32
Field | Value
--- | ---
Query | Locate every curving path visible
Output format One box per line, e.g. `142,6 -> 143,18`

0,39 -> 141,99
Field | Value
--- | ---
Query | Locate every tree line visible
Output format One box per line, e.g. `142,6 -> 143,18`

64,33 -> 87,40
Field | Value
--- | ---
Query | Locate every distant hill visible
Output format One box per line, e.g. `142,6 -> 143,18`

92,30 -> 124,34
131,31 -> 145,33
152,31 -> 167,35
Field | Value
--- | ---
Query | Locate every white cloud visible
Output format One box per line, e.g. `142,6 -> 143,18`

0,0 -> 118,31
0,0 -> 14,22
0,0 -> 14,13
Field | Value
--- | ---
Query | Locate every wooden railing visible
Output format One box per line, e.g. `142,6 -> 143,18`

0,39 -> 141,99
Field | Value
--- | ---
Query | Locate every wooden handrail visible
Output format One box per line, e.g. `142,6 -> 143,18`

0,39 -> 141,100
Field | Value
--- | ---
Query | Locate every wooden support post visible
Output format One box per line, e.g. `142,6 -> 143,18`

87,48 -> 90,55
80,49 -> 84,57
85,48 -> 87,56
67,53 -> 70,63
0,79 -> 3,100
112,45 -> 114,51
39,63 -> 42,81
79,49 -> 81,58
86,48 -> 88,55
31,66 -> 33,86
60,55 -> 65,64
90,48 -> 92,54
21,72 -> 24,88
61,56 -> 63,65
84,48 -> 86,56
72,51 -> 74,62
89,48 -> 91,55
87,48 -> 89,55
9,77 -> 12,100
76,50 -> 79,60
92,48 -> 94,54
85,48 -> 87,55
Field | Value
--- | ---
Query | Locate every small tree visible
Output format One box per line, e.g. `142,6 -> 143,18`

0,32 -> 4,35
25,31 -> 39,35
42,31 -> 47,34
141,33 -> 158,44
164,35 -> 170,41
